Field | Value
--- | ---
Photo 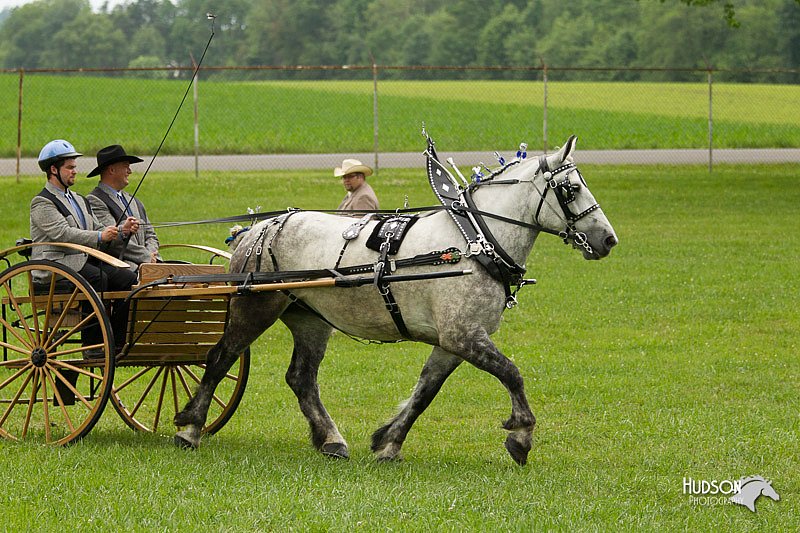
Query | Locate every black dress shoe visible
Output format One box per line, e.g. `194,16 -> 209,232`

83,347 -> 107,360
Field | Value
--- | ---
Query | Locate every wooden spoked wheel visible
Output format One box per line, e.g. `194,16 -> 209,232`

110,349 -> 249,436
0,261 -> 114,445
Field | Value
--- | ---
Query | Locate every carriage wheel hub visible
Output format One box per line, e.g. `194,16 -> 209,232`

31,347 -> 48,367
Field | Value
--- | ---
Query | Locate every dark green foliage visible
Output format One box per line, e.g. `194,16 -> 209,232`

0,0 -> 798,82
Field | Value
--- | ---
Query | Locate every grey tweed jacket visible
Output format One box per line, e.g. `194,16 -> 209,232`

29,181 -> 104,282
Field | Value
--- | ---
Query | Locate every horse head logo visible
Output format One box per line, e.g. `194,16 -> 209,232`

729,476 -> 780,512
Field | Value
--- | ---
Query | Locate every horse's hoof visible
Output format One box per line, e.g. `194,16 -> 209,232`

375,443 -> 403,462
174,429 -> 200,450
321,442 -> 349,459
504,434 -> 530,466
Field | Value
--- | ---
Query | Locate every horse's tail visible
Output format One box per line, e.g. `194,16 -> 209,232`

225,224 -> 251,251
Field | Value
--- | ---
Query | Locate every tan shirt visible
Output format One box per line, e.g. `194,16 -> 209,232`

338,182 -> 379,211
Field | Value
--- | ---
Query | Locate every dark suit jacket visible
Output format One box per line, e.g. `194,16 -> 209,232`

88,184 -> 161,270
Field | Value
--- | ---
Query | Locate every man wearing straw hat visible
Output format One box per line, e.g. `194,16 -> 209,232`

87,144 -> 161,270
335,158 -> 379,211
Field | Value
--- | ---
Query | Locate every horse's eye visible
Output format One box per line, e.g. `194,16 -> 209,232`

568,171 -> 584,191
559,183 -> 576,201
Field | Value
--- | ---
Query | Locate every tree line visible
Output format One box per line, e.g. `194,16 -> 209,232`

1,0 -> 798,82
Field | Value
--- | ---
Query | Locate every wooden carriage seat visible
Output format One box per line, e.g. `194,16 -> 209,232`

136,262 -> 227,286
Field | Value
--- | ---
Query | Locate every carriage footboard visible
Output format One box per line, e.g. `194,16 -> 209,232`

120,295 -> 229,365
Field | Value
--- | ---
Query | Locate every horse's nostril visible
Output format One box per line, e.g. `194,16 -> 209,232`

604,235 -> 618,249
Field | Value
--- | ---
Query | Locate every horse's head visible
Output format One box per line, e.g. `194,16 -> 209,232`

730,476 -> 780,512
524,135 -> 617,260
760,479 -> 780,502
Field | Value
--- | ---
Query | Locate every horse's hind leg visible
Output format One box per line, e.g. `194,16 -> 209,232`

371,346 -> 462,462
174,292 -> 288,449
281,307 -> 348,459
441,328 -> 535,466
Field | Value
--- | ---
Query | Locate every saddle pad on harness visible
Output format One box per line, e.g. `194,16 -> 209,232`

365,215 -> 418,255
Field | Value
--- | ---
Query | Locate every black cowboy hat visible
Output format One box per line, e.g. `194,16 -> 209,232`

87,145 -> 144,177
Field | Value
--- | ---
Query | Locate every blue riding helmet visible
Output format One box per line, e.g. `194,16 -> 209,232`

38,139 -> 82,172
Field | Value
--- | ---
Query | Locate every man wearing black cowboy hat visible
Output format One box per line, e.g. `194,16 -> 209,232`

87,145 -> 161,270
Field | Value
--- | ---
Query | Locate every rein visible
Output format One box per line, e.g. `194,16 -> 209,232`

142,164 -> 596,262
145,203 -> 562,237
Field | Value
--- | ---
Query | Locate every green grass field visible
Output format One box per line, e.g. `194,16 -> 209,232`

1,75 -> 798,157
0,162 -> 797,529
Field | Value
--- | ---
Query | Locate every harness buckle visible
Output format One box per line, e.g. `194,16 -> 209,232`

505,278 -> 537,309
465,242 -> 482,257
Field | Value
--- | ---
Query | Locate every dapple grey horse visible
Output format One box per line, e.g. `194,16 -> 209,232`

174,136 -> 618,465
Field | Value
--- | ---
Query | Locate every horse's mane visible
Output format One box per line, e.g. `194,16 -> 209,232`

739,475 -> 769,487
226,224 -> 251,251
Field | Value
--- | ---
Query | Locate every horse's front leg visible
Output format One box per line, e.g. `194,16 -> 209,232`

441,328 -> 536,466
174,293 -> 288,449
281,308 -> 348,459
372,346 -> 462,461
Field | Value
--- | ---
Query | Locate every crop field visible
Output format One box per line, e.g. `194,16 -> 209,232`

0,161 -> 797,530
1,75 -> 798,158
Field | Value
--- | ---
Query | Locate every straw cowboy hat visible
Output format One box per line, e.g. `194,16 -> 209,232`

334,159 -> 373,178
87,145 -> 144,177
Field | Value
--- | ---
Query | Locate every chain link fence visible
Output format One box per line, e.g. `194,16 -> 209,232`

1,65 -> 798,177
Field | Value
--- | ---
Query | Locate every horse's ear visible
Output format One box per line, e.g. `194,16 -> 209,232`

552,135 -> 578,164
562,135 -> 577,162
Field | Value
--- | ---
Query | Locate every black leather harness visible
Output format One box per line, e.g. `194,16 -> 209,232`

366,215 -> 419,339
425,139 -> 530,308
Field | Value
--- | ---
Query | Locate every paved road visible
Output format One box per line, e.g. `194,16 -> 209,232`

2,148 -> 798,176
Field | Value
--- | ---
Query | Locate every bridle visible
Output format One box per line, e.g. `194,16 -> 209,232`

464,156 -> 600,257
530,155 -> 600,256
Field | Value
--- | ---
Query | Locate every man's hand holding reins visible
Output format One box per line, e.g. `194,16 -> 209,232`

121,216 -> 140,236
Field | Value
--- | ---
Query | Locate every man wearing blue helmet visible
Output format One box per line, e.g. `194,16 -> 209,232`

30,139 -> 139,354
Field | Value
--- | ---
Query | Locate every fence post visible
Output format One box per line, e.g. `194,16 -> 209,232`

541,60 -> 548,153
191,54 -> 200,178
372,59 -> 379,173
16,68 -> 24,183
707,68 -> 713,173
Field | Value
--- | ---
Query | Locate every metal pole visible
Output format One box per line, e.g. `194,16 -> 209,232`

16,69 -> 24,183
191,54 -> 200,179
707,69 -> 713,173
542,62 -> 548,153
372,58 -> 379,173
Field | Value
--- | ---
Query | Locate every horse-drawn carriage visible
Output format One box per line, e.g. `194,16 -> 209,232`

0,242 -> 249,445
1,134 -> 618,465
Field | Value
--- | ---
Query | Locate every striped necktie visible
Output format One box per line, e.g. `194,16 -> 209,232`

64,191 -> 87,229
117,191 -> 133,216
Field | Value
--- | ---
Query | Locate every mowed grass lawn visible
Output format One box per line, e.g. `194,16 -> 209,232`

0,162 -> 798,530
1,75 -> 798,157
